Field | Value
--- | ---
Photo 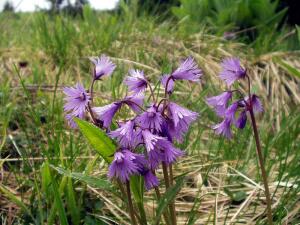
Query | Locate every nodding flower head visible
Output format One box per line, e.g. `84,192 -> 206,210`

93,102 -> 122,128
206,91 -> 232,109
108,150 -> 139,183
137,105 -> 164,132
212,118 -> 232,139
219,58 -> 246,86
171,56 -> 202,82
141,169 -> 159,191
124,69 -> 148,94
63,83 -> 90,128
109,120 -> 135,148
90,55 -> 116,80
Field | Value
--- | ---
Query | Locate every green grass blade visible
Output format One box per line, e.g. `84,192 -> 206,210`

0,184 -> 35,223
275,58 -> 300,79
66,177 -> 80,225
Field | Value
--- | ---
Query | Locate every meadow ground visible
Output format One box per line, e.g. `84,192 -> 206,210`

0,8 -> 300,225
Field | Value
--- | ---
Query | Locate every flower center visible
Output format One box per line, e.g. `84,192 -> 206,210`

79,92 -> 86,101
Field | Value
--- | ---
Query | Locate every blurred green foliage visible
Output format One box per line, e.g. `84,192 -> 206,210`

171,0 -> 299,53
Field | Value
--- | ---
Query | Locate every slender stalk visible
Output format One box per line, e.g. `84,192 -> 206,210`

245,74 -> 273,225
87,103 -> 97,125
162,163 -> 176,225
90,79 -> 96,103
125,181 -> 138,225
168,164 -> 176,225
249,108 -> 273,225
146,80 -> 156,103
161,76 -> 177,225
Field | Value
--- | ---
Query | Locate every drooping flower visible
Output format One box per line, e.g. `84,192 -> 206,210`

93,102 -> 122,128
142,170 -> 159,191
65,113 -> 78,128
124,69 -> 148,94
235,110 -> 247,129
141,130 -> 165,169
122,93 -> 144,112
109,120 -> 135,147
250,95 -> 263,113
63,83 -> 90,127
141,130 -> 165,152
123,150 -> 147,173
167,102 -> 198,128
161,74 -> 175,94
171,56 -> 202,82
219,58 -> 246,86
137,105 -> 164,131
225,102 -> 239,119
90,55 -> 116,80
148,148 -> 164,170
206,91 -> 232,109
212,118 -> 232,139
157,139 -> 184,164
108,150 -> 139,183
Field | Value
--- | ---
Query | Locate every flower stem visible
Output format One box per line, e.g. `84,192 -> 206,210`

162,163 -> 176,225
90,79 -> 96,103
126,181 -> 138,225
249,108 -> 273,225
168,164 -> 177,225
146,80 -> 156,103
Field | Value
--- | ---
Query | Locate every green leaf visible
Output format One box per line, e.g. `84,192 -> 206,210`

74,118 -> 116,163
51,166 -> 114,192
154,176 -> 185,225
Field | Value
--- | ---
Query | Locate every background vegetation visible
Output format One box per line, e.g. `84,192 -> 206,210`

0,1 -> 299,224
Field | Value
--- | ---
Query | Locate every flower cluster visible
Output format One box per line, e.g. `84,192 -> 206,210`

206,58 -> 263,139
63,55 -> 202,190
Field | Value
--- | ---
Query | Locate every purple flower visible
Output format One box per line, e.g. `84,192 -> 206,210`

141,130 -> 165,169
157,139 -> 184,164
109,120 -> 135,147
141,130 -> 165,152
171,56 -> 202,82
167,102 -> 198,128
225,102 -> 238,119
137,105 -> 164,131
108,150 -> 139,183
123,150 -> 147,172
142,170 -> 159,191
219,58 -> 246,86
206,91 -> 232,109
65,113 -> 78,128
93,102 -> 122,128
250,95 -> 263,113
161,74 -> 175,94
235,110 -> 247,129
122,94 -> 144,113
63,83 -> 90,127
124,69 -> 148,94
148,149 -> 164,170
90,55 -> 116,80
212,118 -> 232,139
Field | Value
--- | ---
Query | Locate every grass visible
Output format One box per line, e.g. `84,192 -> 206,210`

0,6 -> 300,224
